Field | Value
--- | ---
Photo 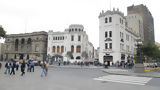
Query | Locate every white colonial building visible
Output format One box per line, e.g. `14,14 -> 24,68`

99,9 -> 140,65
47,24 -> 94,62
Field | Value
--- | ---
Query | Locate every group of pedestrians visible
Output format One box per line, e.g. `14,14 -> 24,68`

4,60 -> 25,76
2,60 -> 49,77
1,59 -> 49,77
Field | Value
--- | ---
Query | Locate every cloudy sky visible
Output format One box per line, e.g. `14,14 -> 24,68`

0,0 -> 159,48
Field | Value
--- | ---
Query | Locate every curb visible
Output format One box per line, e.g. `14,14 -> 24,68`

49,66 -> 103,69
102,70 -> 160,78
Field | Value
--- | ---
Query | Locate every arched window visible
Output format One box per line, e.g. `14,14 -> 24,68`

52,46 -> 56,53
57,46 -> 60,53
76,45 -> 81,53
61,46 -> 64,53
75,28 -> 77,31
27,38 -> 32,44
15,39 -> 19,51
21,38 -> 25,44
71,45 -> 74,53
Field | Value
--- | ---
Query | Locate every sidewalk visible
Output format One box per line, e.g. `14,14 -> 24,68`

49,64 -> 103,69
102,67 -> 160,78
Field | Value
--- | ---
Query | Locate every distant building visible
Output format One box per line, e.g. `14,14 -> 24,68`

126,14 -> 144,42
127,4 -> 155,44
4,31 -> 48,61
99,9 -> 138,64
0,43 -> 5,61
47,24 -> 94,62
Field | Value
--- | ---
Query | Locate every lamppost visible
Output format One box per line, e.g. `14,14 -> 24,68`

134,39 -> 145,73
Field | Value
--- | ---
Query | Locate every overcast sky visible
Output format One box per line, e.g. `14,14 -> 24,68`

0,0 -> 159,48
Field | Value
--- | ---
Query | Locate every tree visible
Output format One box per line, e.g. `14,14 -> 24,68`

140,43 -> 160,62
66,51 -> 73,59
81,51 -> 88,60
0,26 -> 6,38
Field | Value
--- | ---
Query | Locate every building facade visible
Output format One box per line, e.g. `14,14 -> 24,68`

47,24 -> 94,62
99,9 -> 138,64
127,4 -> 155,44
126,14 -> 144,42
4,31 -> 48,61
0,43 -> 5,61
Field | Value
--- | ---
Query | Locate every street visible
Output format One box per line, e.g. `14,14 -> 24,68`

0,64 -> 160,90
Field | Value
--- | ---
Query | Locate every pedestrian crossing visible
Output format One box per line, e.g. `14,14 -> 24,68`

94,75 -> 152,85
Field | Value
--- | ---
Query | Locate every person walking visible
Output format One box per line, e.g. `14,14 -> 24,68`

30,60 -> 34,72
10,61 -> 16,75
4,61 -> 10,74
21,61 -> 26,76
40,62 -> 46,77
16,61 -> 19,71
27,60 -> 30,72
45,61 -> 49,76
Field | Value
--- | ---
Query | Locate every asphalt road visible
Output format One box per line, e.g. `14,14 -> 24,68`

0,63 -> 160,90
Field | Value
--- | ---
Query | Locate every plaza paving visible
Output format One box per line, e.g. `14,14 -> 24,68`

0,63 -> 160,90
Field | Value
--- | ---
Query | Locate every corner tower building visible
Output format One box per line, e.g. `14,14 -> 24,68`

99,9 -> 138,64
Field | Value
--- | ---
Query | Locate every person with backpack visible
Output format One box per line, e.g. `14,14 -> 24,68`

4,61 -> 10,74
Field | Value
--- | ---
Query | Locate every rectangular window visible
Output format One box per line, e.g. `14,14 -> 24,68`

105,18 -> 108,23
109,17 -> 112,22
78,35 -> 81,41
105,43 -> 108,49
120,18 -> 121,23
109,31 -> 112,37
71,35 -> 74,41
109,43 -> 112,49
105,32 -> 108,38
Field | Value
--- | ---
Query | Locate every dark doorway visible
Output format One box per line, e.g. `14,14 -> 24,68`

76,56 -> 81,60
14,54 -> 17,59
27,54 -> 29,60
19,54 -> 24,60
103,56 -> 113,66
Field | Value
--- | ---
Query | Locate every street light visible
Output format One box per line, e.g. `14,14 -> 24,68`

134,39 -> 145,73
136,40 -> 143,64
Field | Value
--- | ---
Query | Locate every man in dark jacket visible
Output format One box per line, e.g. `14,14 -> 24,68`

21,61 -> 26,76
10,61 -> 16,75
